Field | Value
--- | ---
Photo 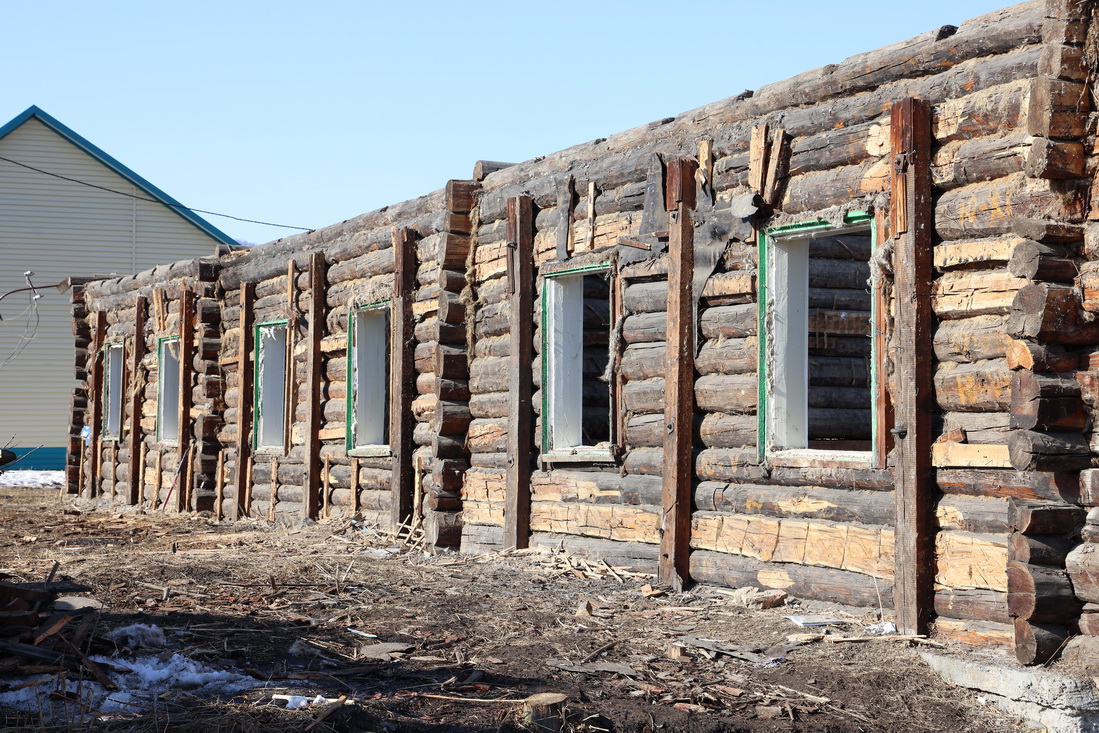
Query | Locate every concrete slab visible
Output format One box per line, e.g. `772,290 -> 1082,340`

920,651 -> 1099,732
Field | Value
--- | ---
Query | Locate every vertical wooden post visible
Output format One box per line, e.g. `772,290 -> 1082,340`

269,455 -> 278,521
504,195 -> 535,550
390,228 -> 417,528
659,159 -> 698,590
233,283 -> 255,519
85,311 -> 107,499
176,287 -> 195,511
127,297 -> 147,505
891,97 -> 935,636
304,252 -> 327,518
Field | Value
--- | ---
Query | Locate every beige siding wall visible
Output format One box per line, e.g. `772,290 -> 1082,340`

0,118 -> 222,453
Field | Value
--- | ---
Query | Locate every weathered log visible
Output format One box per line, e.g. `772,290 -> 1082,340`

694,482 -> 894,526
698,413 -> 757,448
694,449 -> 766,483
935,176 -> 1084,242
622,377 -> 664,414
932,270 -> 1028,319
1027,77 -> 1089,139
622,312 -> 666,343
1007,283 -> 1099,344
1067,541 -> 1099,607
1025,138 -> 1085,180
1008,532 -> 1074,567
622,281 -> 666,314
931,130 -> 1026,191
695,338 -> 757,376
1007,240 -> 1077,281
689,550 -> 892,609
695,374 -> 757,414
1010,370 -> 1086,431
1007,561 -> 1082,623
934,359 -> 1011,412
934,588 -> 1011,623
941,411 -> 1012,444
933,316 -> 1011,362
936,469 -> 1079,502
1005,339 -> 1077,372
1008,430 -> 1092,471
1013,618 -> 1070,665
620,343 -> 666,381
700,304 -> 756,339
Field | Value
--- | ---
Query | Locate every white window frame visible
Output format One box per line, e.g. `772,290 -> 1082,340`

346,301 -> 391,456
157,336 -> 181,445
103,343 -> 124,440
759,214 -> 877,468
253,321 -> 289,452
541,264 -> 615,462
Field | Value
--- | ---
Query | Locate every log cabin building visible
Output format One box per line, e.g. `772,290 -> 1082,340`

65,0 -> 1099,665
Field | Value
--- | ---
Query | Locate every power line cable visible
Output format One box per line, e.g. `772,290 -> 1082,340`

0,154 -> 313,232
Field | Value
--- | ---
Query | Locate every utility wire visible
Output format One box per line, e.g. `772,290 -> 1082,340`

0,154 -> 313,232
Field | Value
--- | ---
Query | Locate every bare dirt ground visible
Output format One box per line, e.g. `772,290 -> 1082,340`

0,484 -> 1031,732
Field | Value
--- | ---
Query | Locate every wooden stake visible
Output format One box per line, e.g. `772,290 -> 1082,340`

126,297 -> 147,505
243,456 -> 253,517
215,449 -> 225,521
154,450 -> 163,509
390,228 -> 417,528
322,454 -> 331,519
890,98 -> 935,636
504,195 -> 534,550
269,456 -> 278,521
350,457 -> 360,515
176,286 -> 195,512
233,283 -> 255,520
304,252 -> 326,518
86,311 -> 107,499
659,158 -> 698,591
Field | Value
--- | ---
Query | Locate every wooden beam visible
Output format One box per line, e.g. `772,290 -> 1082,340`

176,287 -> 195,511
504,195 -> 535,550
390,228 -> 417,528
232,283 -> 255,520
891,97 -> 935,636
84,310 -> 107,499
126,297 -> 147,505
303,252 -> 326,518
660,158 -> 698,590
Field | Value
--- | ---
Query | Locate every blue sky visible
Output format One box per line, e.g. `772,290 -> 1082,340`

5,0 -> 1012,245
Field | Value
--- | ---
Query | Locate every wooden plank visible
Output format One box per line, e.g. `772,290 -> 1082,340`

84,310 -> 107,499
660,158 -> 697,591
873,216 -> 892,469
391,228 -> 417,528
126,297 -> 146,505
504,196 -> 534,550
555,174 -> 574,260
891,97 -> 935,636
303,252 -> 326,518
932,442 -> 1012,468
232,283 -> 255,520
176,287 -> 195,511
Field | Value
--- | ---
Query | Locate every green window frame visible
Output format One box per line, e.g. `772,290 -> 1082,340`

253,320 -> 290,451
103,342 -> 125,441
156,336 -> 180,445
757,211 -> 879,465
345,301 -> 391,455
540,262 -> 616,461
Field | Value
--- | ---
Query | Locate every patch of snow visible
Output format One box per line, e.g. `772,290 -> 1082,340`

0,470 -> 65,488
0,653 -> 264,722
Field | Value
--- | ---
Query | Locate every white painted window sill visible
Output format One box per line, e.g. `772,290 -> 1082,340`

348,445 -> 392,458
767,449 -> 874,470
541,448 -> 617,465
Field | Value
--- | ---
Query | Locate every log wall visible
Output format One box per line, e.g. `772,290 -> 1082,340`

65,0 -> 1099,660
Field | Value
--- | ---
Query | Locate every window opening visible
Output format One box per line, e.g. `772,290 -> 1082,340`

347,303 -> 390,451
254,322 -> 288,450
104,344 -> 124,440
157,337 -> 180,444
542,266 -> 613,456
761,215 -> 876,459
